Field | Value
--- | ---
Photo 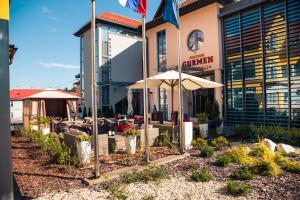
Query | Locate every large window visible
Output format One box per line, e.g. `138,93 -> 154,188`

156,30 -> 168,117
223,0 -> 300,127
157,30 -> 166,71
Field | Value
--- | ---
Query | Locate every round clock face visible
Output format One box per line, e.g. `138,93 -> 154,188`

187,30 -> 204,53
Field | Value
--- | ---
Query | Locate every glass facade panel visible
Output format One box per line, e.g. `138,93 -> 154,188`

223,0 -> 300,127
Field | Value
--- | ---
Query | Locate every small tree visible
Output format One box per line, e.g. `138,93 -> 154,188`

210,100 -> 220,120
204,99 -> 211,119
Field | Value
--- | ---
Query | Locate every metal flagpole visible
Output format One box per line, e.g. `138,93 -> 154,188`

0,0 -> 14,199
177,0 -> 184,153
142,15 -> 150,163
91,0 -> 100,178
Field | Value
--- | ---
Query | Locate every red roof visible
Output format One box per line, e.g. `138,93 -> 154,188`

10,89 -> 43,100
96,12 -> 141,28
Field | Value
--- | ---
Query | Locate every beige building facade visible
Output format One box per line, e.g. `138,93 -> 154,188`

146,1 -> 229,120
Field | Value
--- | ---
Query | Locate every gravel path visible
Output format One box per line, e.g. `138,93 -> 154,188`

36,177 -> 251,200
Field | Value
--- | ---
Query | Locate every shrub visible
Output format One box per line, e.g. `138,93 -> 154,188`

21,130 -> 71,164
284,152 -> 299,158
288,127 -> 300,146
200,146 -> 214,157
251,159 -> 281,177
249,142 -> 272,157
211,136 -> 229,149
233,168 -> 254,180
216,154 -> 232,167
191,167 -> 212,182
158,130 -> 172,147
121,167 -> 169,184
192,137 -> 208,150
196,113 -> 208,124
283,160 -> 300,174
225,181 -> 251,196
76,134 -> 91,143
225,146 -> 254,165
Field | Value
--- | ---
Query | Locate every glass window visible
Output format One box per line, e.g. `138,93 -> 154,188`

157,30 -> 166,71
102,85 -> 110,105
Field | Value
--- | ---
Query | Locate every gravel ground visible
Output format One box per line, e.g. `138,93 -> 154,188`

36,177 -> 251,200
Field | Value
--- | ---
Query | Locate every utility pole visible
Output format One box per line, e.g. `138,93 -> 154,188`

0,0 -> 14,199
91,0 -> 100,178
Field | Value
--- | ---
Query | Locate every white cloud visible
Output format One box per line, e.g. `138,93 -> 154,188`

41,6 -> 52,14
38,61 -> 79,69
41,6 -> 62,23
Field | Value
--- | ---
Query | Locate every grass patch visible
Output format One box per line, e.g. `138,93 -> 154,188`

225,181 -> 251,196
191,167 -> 212,182
233,168 -> 254,180
121,167 -> 169,184
107,182 -> 128,200
200,146 -> 215,158
216,154 -> 232,167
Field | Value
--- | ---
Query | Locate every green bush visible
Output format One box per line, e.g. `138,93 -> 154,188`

200,146 -> 214,157
288,128 -> 300,146
121,167 -> 169,184
225,146 -> 254,165
284,161 -> 300,174
191,167 -> 212,182
21,130 -> 71,164
251,159 -> 281,177
158,130 -> 172,147
233,168 -> 254,180
224,181 -> 251,196
283,152 -> 299,158
211,136 -> 229,149
249,142 -> 272,157
76,134 -> 91,143
192,137 -> 208,150
216,154 -> 232,167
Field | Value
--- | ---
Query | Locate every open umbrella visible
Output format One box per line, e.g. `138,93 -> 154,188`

129,70 -> 223,113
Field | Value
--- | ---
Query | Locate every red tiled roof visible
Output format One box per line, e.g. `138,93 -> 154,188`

96,12 -> 141,28
10,89 -> 43,100
180,0 -> 198,8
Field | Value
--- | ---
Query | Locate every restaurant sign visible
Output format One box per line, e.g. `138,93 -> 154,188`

182,53 -> 214,70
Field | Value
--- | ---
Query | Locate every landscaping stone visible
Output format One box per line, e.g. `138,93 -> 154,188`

277,143 -> 296,154
263,138 -> 276,152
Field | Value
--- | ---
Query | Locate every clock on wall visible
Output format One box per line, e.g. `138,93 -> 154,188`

187,30 -> 204,53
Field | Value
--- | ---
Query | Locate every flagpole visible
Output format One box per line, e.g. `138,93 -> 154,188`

91,0 -> 100,178
142,15 -> 150,163
177,0 -> 184,153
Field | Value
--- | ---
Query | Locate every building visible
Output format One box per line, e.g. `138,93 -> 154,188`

10,89 -> 42,129
220,0 -> 300,127
146,0 -> 233,120
74,12 -> 143,116
146,0 -> 300,127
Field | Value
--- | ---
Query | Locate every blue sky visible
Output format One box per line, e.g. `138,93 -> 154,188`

9,0 -> 166,89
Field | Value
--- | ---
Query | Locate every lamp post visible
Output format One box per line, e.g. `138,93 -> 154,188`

0,0 -> 14,199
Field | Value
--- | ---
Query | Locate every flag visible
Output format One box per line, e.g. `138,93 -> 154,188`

119,0 -> 147,16
162,0 -> 179,29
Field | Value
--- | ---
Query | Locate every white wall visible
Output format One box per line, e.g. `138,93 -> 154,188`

10,100 -> 23,124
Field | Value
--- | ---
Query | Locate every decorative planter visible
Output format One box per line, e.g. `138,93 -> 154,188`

76,141 -> 91,164
183,122 -> 193,150
31,125 -> 39,131
199,123 -> 208,138
125,135 -> 137,154
42,128 -> 50,136
218,122 -> 224,135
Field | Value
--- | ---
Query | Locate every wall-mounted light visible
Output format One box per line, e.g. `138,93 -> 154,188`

9,44 -> 17,65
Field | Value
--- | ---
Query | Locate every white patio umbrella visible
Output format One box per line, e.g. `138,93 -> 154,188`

129,70 -> 223,113
127,88 -> 134,115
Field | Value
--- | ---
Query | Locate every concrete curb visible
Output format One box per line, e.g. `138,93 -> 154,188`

83,152 -> 190,186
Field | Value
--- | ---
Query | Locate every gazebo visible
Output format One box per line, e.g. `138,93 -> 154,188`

23,90 -> 80,130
